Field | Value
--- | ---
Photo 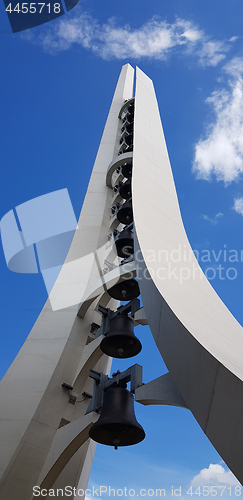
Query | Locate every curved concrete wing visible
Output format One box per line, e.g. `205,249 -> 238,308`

38,413 -> 99,490
133,67 -> 243,483
106,152 -> 133,187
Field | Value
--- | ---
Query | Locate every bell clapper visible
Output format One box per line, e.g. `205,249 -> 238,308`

113,438 -> 120,450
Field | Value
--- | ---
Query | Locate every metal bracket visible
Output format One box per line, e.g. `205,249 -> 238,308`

96,298 -> 140,339
113,223 -> 133,243
120,255 -> 134,266
117,297 -> 140,317
62,383 -> 73,391
86,364 -> 143,414
124,222 -> 133,231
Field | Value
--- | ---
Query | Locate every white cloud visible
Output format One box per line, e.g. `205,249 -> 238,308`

191,464 -> 240,486
37,13 -> 202,59
224,56 -> 243,77
193,77 -> 243,183
40,12 -> 96,53
233,197 -> 243,215
201,212 -> 223,224
27,8 -> 230,66
197,40 -> 229,67
229,36 -> 238,43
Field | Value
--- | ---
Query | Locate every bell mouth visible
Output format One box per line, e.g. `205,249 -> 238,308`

100,334 -> 142,358
107,279 -> 140,301
114,229 -> 134,258
89,386 -> 146,449
121,163 -> 133,179
119,180 -> 132,200
117,207 -> 133,225
115,242 -> 134,258
89,422 -> 145,448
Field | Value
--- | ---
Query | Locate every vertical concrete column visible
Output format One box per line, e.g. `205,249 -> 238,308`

0,64 -> 134,500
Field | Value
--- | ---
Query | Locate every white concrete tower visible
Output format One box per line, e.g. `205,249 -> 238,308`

1,63 -> 243,499
0,63 -> 136,499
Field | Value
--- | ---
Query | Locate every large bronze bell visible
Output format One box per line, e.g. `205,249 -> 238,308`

108,278 -> 140,301
121,162 -> 133,179
89,385 -> 145,449
114,229 -> 134,258
119,179 -> 132,200
100,314 -> 142,358
117,200 -> 133,225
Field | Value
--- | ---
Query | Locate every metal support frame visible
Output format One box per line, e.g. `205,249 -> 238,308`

96,298 -> 140,338
86,364 -> 143,414
113,222 -> 134,241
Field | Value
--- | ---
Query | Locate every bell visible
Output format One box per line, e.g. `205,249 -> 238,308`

119,179 -> 132,200
108,279 -> 140,301
122,162 -> 133,179
126,105 -> 134,119
89,385 -> 145,449
126,122 -> 133,134
114,229 -> 134,258
123,112 -> 133,124
124,134 -> 133,146
128,102 -> 134,111
121,123 -> 133,135
117,200 -> 133,225
100,314 -> 142,358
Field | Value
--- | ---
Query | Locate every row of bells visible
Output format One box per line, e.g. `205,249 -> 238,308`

109,149 -> 139,357
113,161 -> 133,257
91,311 -> 145,449
91,308 -> 145,449
89,102 -> 145,450
121,103 -> 134,127
118,104 -> 134,154
116,163 -> 133,223
91,299 -> 145,449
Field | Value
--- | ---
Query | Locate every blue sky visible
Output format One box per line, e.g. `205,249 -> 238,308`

1,0 -> 243,495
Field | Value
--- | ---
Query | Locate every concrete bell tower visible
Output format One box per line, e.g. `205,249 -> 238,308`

1,63 -> 243,499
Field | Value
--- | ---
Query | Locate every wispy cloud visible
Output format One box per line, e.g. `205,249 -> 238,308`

197,40 -> 229,67
191,464 -> 239,486
24,8 -> 232,66
201,212 -> 223,224
233,196 -> 243,215
192,71 -> 243,184
224,56 -> 243,77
